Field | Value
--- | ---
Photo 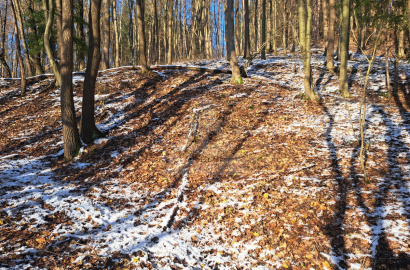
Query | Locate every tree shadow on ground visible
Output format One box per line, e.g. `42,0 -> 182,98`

320,100 -> 410,269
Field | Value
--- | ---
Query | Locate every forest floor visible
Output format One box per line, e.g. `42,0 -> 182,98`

0,49 -> 410,270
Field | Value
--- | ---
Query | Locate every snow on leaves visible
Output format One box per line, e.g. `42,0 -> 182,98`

1,51 -> 410,269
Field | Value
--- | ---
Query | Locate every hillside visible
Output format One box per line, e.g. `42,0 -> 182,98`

1,51 -> 410,270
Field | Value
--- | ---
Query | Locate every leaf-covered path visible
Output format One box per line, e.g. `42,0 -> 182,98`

1,52 -> 409,269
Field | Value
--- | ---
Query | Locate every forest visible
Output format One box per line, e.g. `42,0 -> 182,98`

0,0 -> 410,269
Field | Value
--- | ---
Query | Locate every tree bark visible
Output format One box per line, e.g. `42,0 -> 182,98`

56,0 -> 63,64
235,0 -> 240,55
243,0 -> 251,58
11,0 -> 26,95
322,0 -> 328,56
61,0 -> 81,160
297,0 -> 315,101
254,0 -> 258,51
326,0 -> 335,71
11,0 -> 33,76
77,0 -> 86,70
102,0 -> 110,69
261,0 -> 266,59
43,0 -> 62,85
408,0 -> 410,42
0,0 -> 11,78
272,0 -> 276,54
166,0 -> 173,64
113,0 -> 120,67
80,0 -> 103,144
226,0 -> 242,84
339,0 -> 350,97
136,0 -> 150,73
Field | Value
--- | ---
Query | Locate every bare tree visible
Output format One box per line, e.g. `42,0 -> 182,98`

77,0 -> 85,70
80,0 -> 103,144
61,0 -> 81,160
297,0 -> 316,100
102,0 -> 110,69
339,0 -> 351,97
11,0 -> 33,76
136,0 -> 150,73
226,0 -> 243,84
113,0 -> 120,67
243,0 -> 251,58
0,0 -> 11,78
166,0 -> 173,64
10,0 -> 26,95
43,0 -> 62,85
326,0 -> 335,71
261,0 -> 266,59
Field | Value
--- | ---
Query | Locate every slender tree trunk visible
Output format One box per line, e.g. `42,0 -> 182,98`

243,0 -> 250,58
113,0 -> 120,67
81,0 -> 102,144
226,0 -> 242,84
77,0 -> 85,70
43,0 -> 61,85
398,29 -> 405,58
261,0 -> 266,59
322,0 -> 328,56
136,0 -> 150,73
167,0 -> 173,64
0,0 -> 11,78
408,0 -> 410,41
282,1 -> 288,56
339,0 -> 350,97
326,0 -> 335,71
56,0 -> 63,63
272,0 -> 277,54
61,0 -> 80,160
155,0 -> 160,63
234,0 -> 240,55
11,1 -> 26,95
297,0 -> 315,100
11,0 -> 33,76
254,0 -> 258,51
101,0 -> 110,69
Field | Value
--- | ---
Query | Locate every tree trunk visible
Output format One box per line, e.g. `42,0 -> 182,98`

56,0 -> 63,63
61,0 -> 81,160
80,0 -> 103,144
254,0 -> 258,51
11,0 -> 26,95
11,0 -> 33,76
101,0 -> 110,69
297,0 -> 315,100
136,0 -> 150,73
235,0 -> 240,55
339,0 -> 350,97
243,0 -> 251,58
322,0 -> 328,56
272,0 -> 277,54
77,0 -> 85,70
166,0 -> 173,64
326,0 -> 335,71
408,0 -> 410,42
113,0 -> 120,67
226,0 -> 242,84
0,0 -> 11,78
43,0 -> 62,85
261,0 -> 266,59
398,28 -> 405,58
